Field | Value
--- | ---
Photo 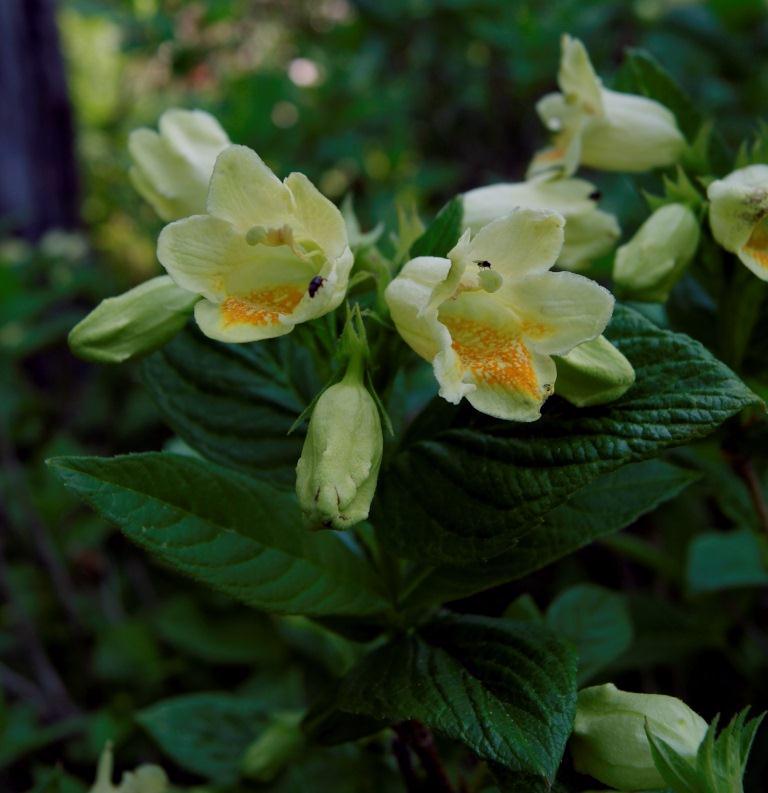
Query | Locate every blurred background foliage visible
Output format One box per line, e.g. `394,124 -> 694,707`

2,0 -> 768,790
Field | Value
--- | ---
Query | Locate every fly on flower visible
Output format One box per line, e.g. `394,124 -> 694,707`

157,145 -> 354,343
385,208 -> 615,421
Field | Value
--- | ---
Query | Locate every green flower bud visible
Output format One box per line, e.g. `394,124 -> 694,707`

296,360 -> 383,530
69,275 -> 198,363
241,711 -> 304,782
554,335 -> 635,407
571,683 -> 708,791
613,203 -> 700,302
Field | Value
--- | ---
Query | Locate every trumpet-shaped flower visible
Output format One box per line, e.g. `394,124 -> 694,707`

555,335 -> 635,407
385,208 -> 615,421
129,109 -> 230,221
708,164 -> 768,281
463,174 -> 620,270
90,743 -> 168,793
530,36 -> 685,176
158,145 -> 353,343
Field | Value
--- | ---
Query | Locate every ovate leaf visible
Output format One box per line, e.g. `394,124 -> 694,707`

375,305 -> 758,564
138,693 -> 273,782
546,585 -> 633,684
687,530 -> 768,594
140,328 -> 325,487
312,615 -> 576,784
405,460 -> 696,605
49,453 -> 388,617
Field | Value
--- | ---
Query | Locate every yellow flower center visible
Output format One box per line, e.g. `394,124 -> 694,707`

743,219 -> 768,270
221,285 -> 304,326
442,316 -> 540,398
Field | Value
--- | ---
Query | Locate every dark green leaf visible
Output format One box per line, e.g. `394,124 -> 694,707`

546,585 -> 633,685
138,693 -> 273,782
375,305 -> 758,564
408,196 -> 463,259
404,460 -> 696,605
313,615 -> 576,783
687,530 -> 768,594
140,327 -> 325,487
49,453 -> 388,617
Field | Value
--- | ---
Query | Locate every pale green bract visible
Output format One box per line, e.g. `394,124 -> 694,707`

129,108 -> 230,221
463,173 -> 620,270
385,208 -> 615,421
530,35 -> 685,176
157,145 -> 354,344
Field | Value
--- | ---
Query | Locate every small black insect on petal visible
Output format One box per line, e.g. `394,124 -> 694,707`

589,190 -> 602,201
308,275 -> 326,298
474,259 -> 492,269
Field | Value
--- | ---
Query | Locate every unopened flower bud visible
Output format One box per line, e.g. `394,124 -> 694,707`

554,335 -> 635,407
69,275 -> 198,363
571,683 -> 708,791
241,711 -> 304,782
296,360 -> 383,530
613,203 -> 700,301
708,164 -> 768,281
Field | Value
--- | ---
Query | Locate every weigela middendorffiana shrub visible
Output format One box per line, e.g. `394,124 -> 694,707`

60,32 -> 766,793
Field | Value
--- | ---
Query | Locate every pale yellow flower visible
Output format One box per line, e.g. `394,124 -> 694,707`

708,164 -> 768,281
385,209 -> 615,421
463,174 -> 620,270
158,145 -> 353,343
530,36 -> 685,176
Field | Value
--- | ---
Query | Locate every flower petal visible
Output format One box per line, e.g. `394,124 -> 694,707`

284,172 -> 348,260
455,209 -> 565,280
206,145 -> 292,232
739,219 -> 768,281
158,109 -> 229,176
505,271 -> 614,355
559,207 -> 621,270
559,35 -> 604,114
438,291 -> 554,421
158,215 -> 251,301
194,297 -> 297,343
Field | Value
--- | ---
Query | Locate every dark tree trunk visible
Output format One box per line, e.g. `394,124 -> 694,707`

0,0 -> 79,241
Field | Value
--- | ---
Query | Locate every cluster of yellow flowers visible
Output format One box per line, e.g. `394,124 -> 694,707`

69,34 -> 768,531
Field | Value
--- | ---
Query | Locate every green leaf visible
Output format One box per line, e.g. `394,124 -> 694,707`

48,453 -> 388,617
687,530 -> 768,594
140,327 -> 325,487
375,304 -> 758,564
646,726 -> 700,793
138,693 -> 274,782
404,460 -> 696,605
546,584 -> 633,685
312,614 -> 576,783
408,196 -> 463,259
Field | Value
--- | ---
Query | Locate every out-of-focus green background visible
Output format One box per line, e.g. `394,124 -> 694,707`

2,1 -> 768,790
